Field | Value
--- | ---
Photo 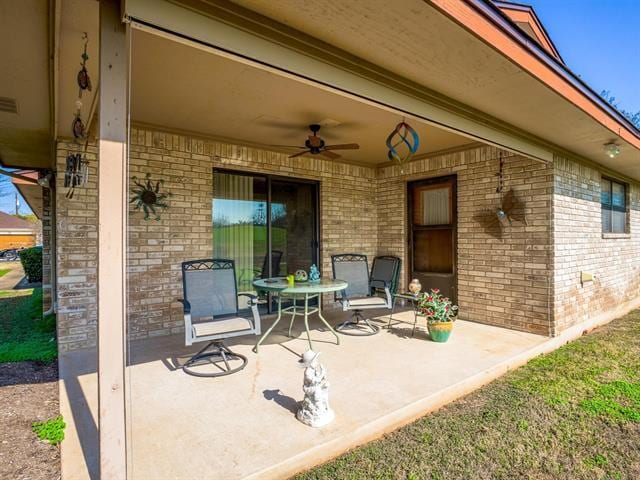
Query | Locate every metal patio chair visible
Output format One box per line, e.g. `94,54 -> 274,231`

331,254 -> 400,335
178,259 -> 261,377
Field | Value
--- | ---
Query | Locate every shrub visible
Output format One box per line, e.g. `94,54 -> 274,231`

19,246 -> 43,283
32,415 -> 66,446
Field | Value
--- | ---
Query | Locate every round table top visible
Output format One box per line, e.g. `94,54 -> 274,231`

253,277 -> 348,294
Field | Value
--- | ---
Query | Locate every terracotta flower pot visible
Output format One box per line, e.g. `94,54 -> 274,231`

427,321 -> 453,342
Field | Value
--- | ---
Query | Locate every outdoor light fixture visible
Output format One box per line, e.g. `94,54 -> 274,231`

604,142 -> 620,158
37,172 -> 53,188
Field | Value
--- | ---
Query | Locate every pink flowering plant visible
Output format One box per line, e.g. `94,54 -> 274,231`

417,288 -> 458,323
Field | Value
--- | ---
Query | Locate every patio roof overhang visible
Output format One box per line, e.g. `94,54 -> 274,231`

121,0 -> 640,178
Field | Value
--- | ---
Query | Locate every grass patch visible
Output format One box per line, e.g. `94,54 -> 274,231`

297,310 -> 640,480
0,268 -> 11,277
32,415 -> 66,446
0,288 -> 57,364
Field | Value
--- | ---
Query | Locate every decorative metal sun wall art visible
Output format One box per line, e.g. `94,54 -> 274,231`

386,120 -> 420,172
130,174 -> 171,221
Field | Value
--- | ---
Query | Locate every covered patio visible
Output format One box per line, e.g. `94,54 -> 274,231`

54,2 -> 557,478
60,309 -> 549,479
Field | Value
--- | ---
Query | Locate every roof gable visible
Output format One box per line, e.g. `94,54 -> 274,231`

0,211 -> 35,231
493,1 -> 563,63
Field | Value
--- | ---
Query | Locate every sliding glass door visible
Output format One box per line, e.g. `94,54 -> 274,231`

213,170 -> 319,311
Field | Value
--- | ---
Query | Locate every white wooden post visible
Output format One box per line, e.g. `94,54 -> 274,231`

98,0 -> 128,478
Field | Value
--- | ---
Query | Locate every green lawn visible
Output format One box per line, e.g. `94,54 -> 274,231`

0,268 -> 11,278
297,311 -> 640,480
0,288 -> 57,364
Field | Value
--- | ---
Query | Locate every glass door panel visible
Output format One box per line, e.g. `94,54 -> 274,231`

213,173 -> 267,305
213,170 -> 318,313
270,180 -> 317,277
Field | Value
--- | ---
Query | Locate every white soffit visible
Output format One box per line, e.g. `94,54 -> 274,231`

122,0 -> 554,163
130,29 -> 474,166
0,0 -> 51,168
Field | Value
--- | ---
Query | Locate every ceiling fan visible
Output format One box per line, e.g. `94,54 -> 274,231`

273,124 -> 359,159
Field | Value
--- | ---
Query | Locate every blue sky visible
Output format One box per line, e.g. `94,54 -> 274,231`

530,0 -> 640,112
0,1 -> 637,216
0,176 -> 31,216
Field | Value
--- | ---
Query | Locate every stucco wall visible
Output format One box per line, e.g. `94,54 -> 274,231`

553,156 -> 640,333
377,146 -> 554,336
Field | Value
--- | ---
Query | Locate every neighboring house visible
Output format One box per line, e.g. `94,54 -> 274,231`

1,0 -> 639,479
0,211 -> 37,250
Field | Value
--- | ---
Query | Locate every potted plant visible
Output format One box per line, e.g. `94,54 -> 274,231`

417,288 -> 458,342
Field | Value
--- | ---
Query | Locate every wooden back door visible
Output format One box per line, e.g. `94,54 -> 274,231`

408,176 -> 457,301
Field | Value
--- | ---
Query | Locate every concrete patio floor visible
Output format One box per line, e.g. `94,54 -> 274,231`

59,309 -> 550,480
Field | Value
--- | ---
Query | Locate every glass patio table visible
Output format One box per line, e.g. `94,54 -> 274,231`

252,277 -> 347,352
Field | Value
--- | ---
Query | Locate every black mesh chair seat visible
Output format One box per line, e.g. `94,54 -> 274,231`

178,259 -> 261,377
331,254 -> 401,336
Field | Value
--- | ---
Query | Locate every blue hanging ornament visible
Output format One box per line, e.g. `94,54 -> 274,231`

386,121 -> 420,172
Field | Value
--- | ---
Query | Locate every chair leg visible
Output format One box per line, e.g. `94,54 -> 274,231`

336,310 -> 380,336
183,341 -> 248,378
387,297 -> 398,330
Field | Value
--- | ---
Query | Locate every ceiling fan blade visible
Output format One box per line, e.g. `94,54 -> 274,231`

324,143 -> 360,150
319,150 -> 341,159
288,150 -> 311,159
266,144 -> 306,149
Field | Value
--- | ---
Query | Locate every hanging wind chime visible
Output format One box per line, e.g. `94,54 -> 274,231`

385,119 -> 420,172
65,33 -> 92,198
495,153 -> 509,226
494,153 -> 526,228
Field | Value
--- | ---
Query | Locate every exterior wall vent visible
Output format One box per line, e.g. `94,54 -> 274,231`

0,97 -> 18,114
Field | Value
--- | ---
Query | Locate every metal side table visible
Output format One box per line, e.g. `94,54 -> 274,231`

387,292 -> 421,337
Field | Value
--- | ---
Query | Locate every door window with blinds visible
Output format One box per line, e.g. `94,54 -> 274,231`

601,177 -> 628,234
411,180 -> 455,274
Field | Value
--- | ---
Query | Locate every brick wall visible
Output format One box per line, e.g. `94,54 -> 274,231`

55,141 -> 98,351
56,128 -> 376,346
63,128 -> 640,350
377,146 -> 554,336
553,155 -> 640,332
42,187 -> 52,310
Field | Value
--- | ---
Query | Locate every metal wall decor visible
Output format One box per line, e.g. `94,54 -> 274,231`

72,33 -> 92,140
130,174 -> 171,221
63,153 -> 89,199
473,154 -> 527,238
64,33 -> 93,198
386,120 -> 420,172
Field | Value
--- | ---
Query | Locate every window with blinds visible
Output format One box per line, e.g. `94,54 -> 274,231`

601,177 -> 628,234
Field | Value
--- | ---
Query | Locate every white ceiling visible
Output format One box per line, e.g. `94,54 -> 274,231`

130,29 -> 473,166
0,0 -> 51,168
227,0 -> 640,176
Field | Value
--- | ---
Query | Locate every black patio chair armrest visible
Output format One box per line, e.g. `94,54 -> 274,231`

177,298 -> 191,314
238,292 -> 258,305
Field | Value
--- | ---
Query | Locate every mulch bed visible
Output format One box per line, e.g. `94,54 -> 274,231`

0,362 -> 60,480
